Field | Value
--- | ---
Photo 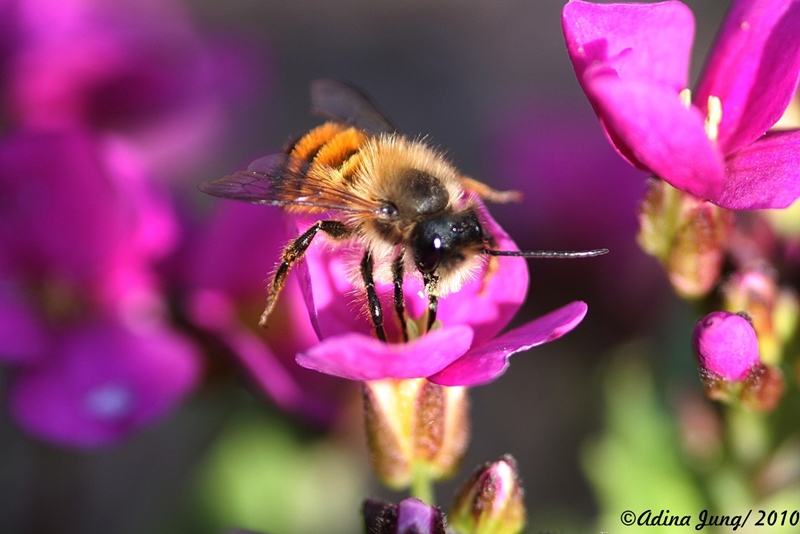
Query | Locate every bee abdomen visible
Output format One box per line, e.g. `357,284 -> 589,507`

289,123 -> 368,183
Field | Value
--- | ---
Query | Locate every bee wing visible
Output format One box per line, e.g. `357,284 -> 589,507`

199,154 -> 381,213
310,78 -> 397,135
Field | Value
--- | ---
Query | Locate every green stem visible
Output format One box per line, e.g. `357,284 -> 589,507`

726,406 -> 769,466
410,463 -> 435,505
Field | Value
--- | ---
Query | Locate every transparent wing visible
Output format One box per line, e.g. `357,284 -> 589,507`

198,153 -> 380,213
310,78 -> 397,135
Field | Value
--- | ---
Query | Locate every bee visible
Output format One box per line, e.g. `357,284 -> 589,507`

199,79 -> 607,342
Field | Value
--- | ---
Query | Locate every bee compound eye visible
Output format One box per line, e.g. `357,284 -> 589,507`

415,233 -> 443,273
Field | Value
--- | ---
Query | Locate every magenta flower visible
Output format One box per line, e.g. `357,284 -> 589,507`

0,285 -> 48,365
0,0 -> 262,446
562,0 -> 800,209
363,498 -> 446,534
8,319 -> 199,448
485,98 -> 667,333
0,130 -> 201,446
293,200 -> 588,387
185,201 -> 351,426
2,0 -> 262,183
693,311 -> 760,381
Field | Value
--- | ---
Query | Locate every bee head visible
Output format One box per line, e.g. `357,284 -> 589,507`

410,209 -> 485,275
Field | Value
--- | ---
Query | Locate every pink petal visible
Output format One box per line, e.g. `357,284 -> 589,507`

0,131 -> 129,284
397,498 -> 444,534
717,128 -> 800,209
8,321 -> 201,448
186,289 -> 339,426
296,326 -> 474,381
189,201 -> 288,299
429,301 -> 588,387
562,0 -> 694,91
295,224 -> 376,340
584,70 -> 725,200
0,292 -> 48,365
694,0 -> 800,155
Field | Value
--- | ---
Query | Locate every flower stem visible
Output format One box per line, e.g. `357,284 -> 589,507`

726,406 -> 768,466
411,463 -> 435,505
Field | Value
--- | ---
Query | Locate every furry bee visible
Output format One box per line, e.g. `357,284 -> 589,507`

199,79 -> 606,342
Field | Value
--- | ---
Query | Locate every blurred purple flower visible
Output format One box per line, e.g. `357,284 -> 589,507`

293,201 -> 588,386
363,498 -> 446,534
0,129 -> 201,446
185,202 -> 351,426
485,98 -> 666,336
0,285 -> 47,365
9,319 -> 199,448
2,0 -> 264,182
0,0 -> 268,446
562,0 -> 800,209
693,311 -> 760,381
0,130 -> 175,303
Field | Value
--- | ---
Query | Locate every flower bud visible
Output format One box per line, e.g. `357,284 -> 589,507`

449,455 -> 526,534
723,270 -> 799,365
694,312 -> 759,383
638,179 -> 733,298
362,378 -> 469,489
693,311 -> 784,410
363,498 -> 446,534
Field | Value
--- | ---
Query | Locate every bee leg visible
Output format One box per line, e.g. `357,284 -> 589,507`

260,220 -> 350,328
460,175 -> 522,203
391,252 -> 408,342
360,249 -> 387,342
423,273 -> 439,332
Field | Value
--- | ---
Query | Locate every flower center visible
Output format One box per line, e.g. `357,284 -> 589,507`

405,315 -> 442,342
678,89 -> 723,141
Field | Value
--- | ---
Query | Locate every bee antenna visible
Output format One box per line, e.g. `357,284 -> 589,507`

483,248 -> 609,258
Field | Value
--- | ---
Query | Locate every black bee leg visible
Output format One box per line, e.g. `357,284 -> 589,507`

260,220 -> 350,328
423,273 -> 439,332
391,252 -> 408,342
361,249 -> 387,342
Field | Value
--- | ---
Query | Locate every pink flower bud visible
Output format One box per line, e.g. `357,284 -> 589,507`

449,455 -> 526,534
693,312 -> 759,382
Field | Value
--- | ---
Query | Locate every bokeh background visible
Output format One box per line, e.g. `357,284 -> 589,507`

0,0 -> 738,533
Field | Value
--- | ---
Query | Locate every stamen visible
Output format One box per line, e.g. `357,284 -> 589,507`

704,95 -> 723,141
679,88 -> 692,109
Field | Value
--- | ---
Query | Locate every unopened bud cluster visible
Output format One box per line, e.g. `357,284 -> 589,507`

638,178 -> 800,411
638,178 -> 733,299
362,456 -> 526,534
722,269 -> 799,367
